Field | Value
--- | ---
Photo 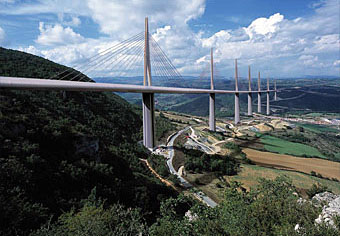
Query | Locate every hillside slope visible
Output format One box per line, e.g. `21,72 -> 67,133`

0,48 -> 175,236
0,47 -> 92,81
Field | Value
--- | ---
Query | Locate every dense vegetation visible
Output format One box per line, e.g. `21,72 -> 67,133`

150,177 -> 339,235
155,112 -> 176,142
184,148 -> 239,176
148,154 -> 170,178
0,48 -> 176,235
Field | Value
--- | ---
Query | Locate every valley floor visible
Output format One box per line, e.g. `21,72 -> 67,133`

153,111 -> 340,203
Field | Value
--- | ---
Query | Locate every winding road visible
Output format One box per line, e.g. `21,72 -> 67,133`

166,126 -> 217,207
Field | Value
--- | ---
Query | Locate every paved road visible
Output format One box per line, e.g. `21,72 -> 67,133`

188,127 -> 214,154
166,126 -> 217,207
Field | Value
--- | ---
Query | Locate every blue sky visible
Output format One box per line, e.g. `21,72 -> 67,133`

0,0 -> 339,77
190,0 -> 316,33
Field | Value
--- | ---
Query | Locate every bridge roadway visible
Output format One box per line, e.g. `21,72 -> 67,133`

0,76 -> 275,94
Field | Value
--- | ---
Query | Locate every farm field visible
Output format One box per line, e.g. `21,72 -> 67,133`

243,148 -> 340,180
185,163 -> 340,204
225,164 -> 340,195
260,135 -> 326,158
298,123 -> 339,133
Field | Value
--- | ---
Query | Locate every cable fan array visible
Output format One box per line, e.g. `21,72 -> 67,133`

49,32 -> 183,84
149,35 -> 182,81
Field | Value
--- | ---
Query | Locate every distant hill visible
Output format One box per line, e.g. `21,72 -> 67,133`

273,86 -> 340,112
116,76 -> 340,116
0,47 -> 175,235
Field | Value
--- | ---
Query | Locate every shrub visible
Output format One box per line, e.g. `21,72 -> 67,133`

306,183 -> 329,198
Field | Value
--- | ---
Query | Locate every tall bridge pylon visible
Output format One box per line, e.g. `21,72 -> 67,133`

143,17 -> 155,148
258,71 -> 262,113
234,59 -> 240,124
209,48 -> 216,131
0,17 -> 278,149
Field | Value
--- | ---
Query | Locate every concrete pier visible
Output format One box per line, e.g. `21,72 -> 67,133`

247,65 -> 252,116
209,93 -> 215,131
266,78 -> 270,115
235,93 -> 240,124
209,48 -> 215,131
257,71 -> 261,113
274,80 -> 277,101
234,59 -> 240,124
143,17 -> 155,148
143,93 -> 155,148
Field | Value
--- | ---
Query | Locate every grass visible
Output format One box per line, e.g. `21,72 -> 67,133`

260,135 -> 326,158
225,164 -> 340,195
298,123 -> 339,134
186,164 -> 340,203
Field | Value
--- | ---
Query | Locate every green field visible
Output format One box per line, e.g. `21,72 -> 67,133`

260,135 -> 326,158
298,123 -> 339,133
227,164 -> 340,195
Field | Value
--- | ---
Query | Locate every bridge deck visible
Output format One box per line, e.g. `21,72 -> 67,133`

0,76 -> 275,94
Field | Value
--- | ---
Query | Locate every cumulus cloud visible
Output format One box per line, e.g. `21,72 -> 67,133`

244,13 -> 284,39
36,22 -> 84,46
196,0 -> 339,76
9,0 -> 340,77
86,0 -> 205,37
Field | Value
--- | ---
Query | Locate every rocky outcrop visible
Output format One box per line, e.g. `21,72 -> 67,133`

295,192 -> 340,231
313,192 -> 340,227
178,166 -> 186,177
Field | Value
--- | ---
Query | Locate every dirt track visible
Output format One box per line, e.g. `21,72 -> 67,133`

243,148 -> 340,180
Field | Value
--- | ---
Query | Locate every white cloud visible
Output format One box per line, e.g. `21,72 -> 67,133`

334,60 -> 340,67
299,55 -> 319,66
244,13 -> 284,39
0,26 -> 5,44
19,45 -> 41,56
0,0 -> 205,38
57,13 -> 81,27
304,34 -> 340,53
86,0 -> 205,37
196,0 -> 339,76
36,22 -> 84,46
69,16 -> 81,27
9,0 -> 340,77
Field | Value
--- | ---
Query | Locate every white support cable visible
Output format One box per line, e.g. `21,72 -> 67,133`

150,38 -> 181,80
97,38 -> 144,78
150,35 -> 182,78
77,34 -> 144,78
116,43 -> 144,78
53,32 -> 144,81
69,34 -> 145,81
149,37 -> 179,80
149,39 -> 173,81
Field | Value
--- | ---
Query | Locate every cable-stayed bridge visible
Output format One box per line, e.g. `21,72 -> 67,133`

0,17 -> 277,149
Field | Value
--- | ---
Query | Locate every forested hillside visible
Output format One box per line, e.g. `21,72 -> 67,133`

0,47 -> 92,81
0,47 -> 176,235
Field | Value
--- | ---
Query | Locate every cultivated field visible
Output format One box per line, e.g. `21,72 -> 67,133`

260,135 -> 326,158
226,164 -> 340,195
243,148 -> 340,180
